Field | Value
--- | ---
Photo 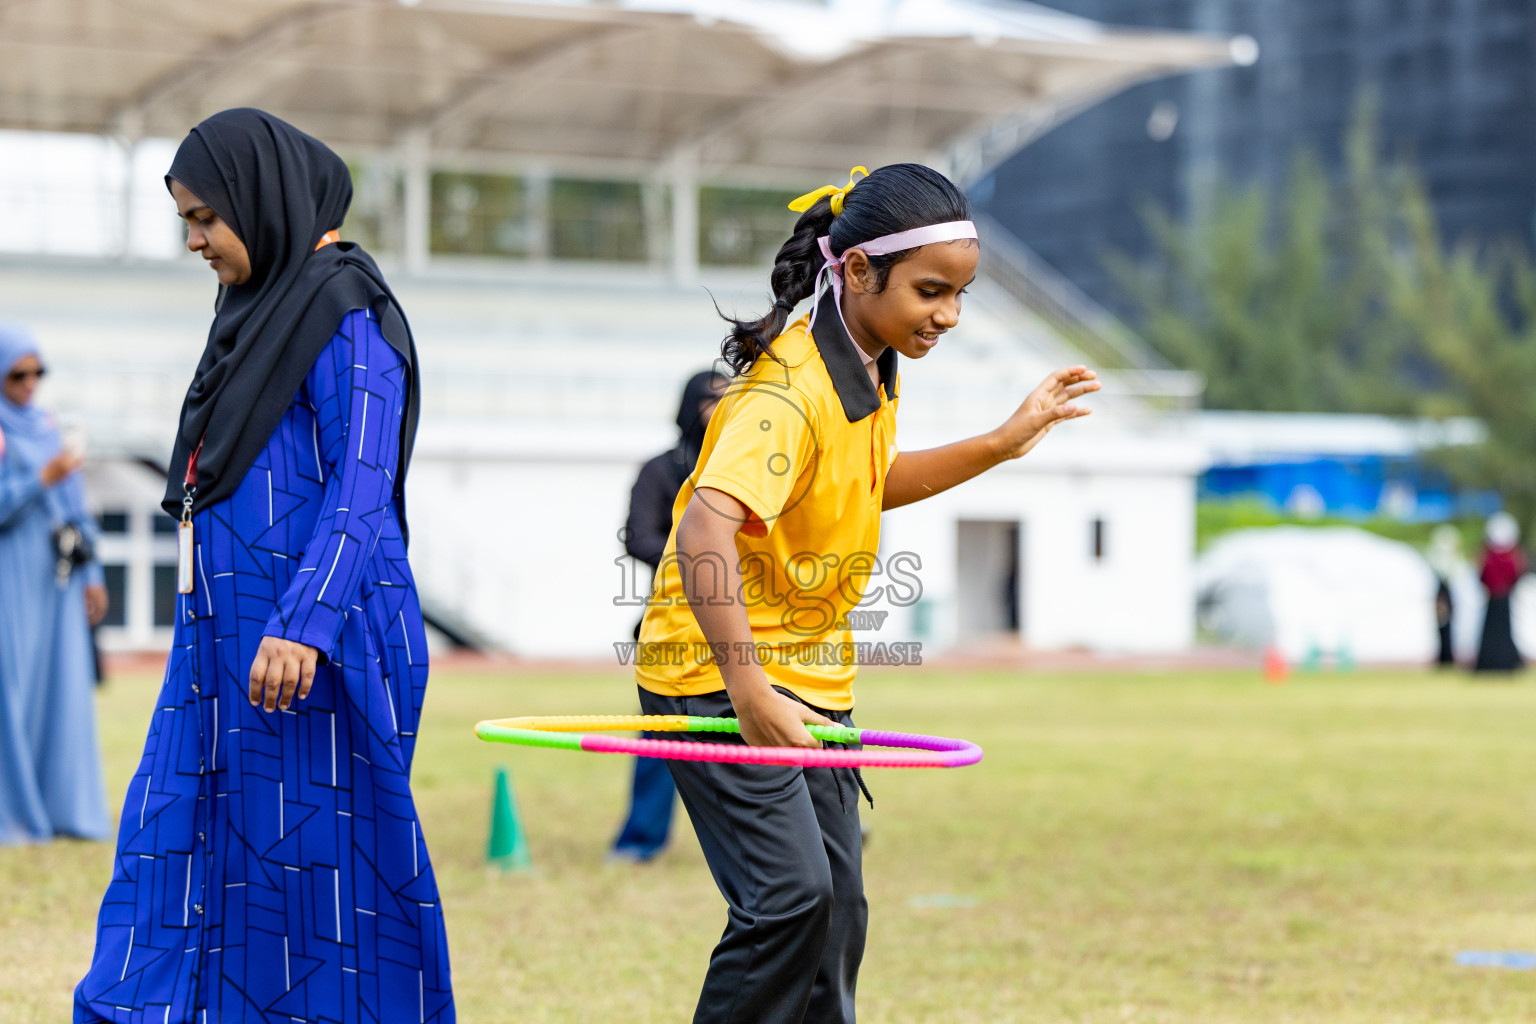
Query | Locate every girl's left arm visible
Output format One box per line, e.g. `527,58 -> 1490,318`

883,365 -> 1099,511
251,311 -> 406,712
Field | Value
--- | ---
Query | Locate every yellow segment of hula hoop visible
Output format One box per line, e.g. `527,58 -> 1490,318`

482,715 -> 693,733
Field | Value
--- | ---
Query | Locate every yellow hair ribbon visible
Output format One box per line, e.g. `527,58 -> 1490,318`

788,166 -> 869,216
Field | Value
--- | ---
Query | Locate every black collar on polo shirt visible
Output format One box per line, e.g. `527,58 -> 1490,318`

810,289 -> 898,423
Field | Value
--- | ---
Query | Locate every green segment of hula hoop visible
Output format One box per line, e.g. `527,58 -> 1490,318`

473,721 -> 586,750
686,716 -> 862,746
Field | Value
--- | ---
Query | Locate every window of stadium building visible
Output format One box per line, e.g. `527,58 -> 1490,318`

344,162 -> 403,254
415,174 -> 795,266
548,179 -> 648,262
699,186 -> 798,267
429,172 -> 535,258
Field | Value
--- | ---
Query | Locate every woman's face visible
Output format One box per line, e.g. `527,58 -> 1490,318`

170,180 -> 252,286
2,354 -> 44,407
841,240 -> 979,360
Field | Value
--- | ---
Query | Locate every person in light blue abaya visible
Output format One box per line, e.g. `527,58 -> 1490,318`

0,322 -> 110,845
75,109 -> 452,1023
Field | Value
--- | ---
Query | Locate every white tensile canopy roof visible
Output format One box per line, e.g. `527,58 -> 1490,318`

0,0 -> 1253,184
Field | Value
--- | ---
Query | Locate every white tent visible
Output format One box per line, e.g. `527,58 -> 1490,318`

1197,526 -> 1536,665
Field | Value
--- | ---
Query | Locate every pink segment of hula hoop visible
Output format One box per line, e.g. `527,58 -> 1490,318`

579,733 -> 982,769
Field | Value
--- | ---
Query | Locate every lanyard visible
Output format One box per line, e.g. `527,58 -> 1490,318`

181,439 -> 203,523
178,440 -> 202,594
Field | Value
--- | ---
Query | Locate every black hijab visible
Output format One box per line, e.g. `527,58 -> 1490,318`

160,108 -> 420,539
670,370 -> 727,487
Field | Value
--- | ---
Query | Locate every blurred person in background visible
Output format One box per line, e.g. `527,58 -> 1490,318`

0,323 -> 110,845
1475,512 -> 1525,673
610,368 -> 727,863
1426,525 -> 1461,668
75,109 -> 453,1022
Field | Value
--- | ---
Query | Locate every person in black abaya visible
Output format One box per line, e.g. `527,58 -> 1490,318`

1427,525 -> 1460,668
75,109 -> 453,1022
610,369 -> 727,862
1475,511 -> 1526,674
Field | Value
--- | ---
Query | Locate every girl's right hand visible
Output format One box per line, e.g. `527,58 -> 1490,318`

40,450 -> 85,487
734,686 -> 835,748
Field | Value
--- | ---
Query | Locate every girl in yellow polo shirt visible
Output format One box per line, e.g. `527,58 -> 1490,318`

637,163 -> 1099,1024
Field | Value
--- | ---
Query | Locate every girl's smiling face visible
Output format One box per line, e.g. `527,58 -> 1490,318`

840,239 -> 979,361
170,179 -> 252,286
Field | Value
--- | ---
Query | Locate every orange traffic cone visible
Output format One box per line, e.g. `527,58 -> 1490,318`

1263,645 -> 1289,685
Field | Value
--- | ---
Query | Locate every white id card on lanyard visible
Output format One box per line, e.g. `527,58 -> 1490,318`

177,440 -> 202,595
177,520 -> 194,594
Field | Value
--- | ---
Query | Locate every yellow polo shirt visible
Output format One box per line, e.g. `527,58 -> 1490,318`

636,297 -> 899,711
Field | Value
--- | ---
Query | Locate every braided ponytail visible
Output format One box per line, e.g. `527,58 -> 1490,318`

721,198 -> 836,376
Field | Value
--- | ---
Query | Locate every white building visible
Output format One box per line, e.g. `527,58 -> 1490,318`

0,0 -> 1249,656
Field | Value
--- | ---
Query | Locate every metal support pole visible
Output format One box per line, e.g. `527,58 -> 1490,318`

641,176 -> 668,269
117,138 -> 138,261
114,108 -> 145,261
669,148 -> 699,285
400,128 -> 431,274
524,167 -> 551,263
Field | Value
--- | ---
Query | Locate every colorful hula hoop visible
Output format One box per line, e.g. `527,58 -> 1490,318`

473,715 -> 983,769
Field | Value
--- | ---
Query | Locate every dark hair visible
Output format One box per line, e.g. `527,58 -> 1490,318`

721,163 -> 972,375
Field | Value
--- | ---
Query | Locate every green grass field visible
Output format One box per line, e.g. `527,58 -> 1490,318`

8,665 -> 1536,1022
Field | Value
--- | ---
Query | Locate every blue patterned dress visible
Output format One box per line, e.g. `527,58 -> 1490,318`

76,309 -> 454,1023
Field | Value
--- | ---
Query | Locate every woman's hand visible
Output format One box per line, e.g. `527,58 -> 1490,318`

733,684 -> 836,748
991,366 -> 1100,460
85,584 -> 108,627
249,636 -> 320,713
40,450 -> 84,487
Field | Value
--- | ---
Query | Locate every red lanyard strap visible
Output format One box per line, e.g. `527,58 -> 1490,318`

181,439 -> 203,523
185,439 -> 203,488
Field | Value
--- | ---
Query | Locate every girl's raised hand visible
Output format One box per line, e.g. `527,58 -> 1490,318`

992,366 -> 1099,460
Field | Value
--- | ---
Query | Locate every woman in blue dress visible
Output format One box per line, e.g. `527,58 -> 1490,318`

75,109 -> 454,1023
0,322 -> 110,845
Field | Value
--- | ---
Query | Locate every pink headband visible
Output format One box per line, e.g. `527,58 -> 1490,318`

811,220 -> 978,357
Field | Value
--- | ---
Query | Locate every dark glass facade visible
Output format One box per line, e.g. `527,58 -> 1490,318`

979,0 -> 1536,315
